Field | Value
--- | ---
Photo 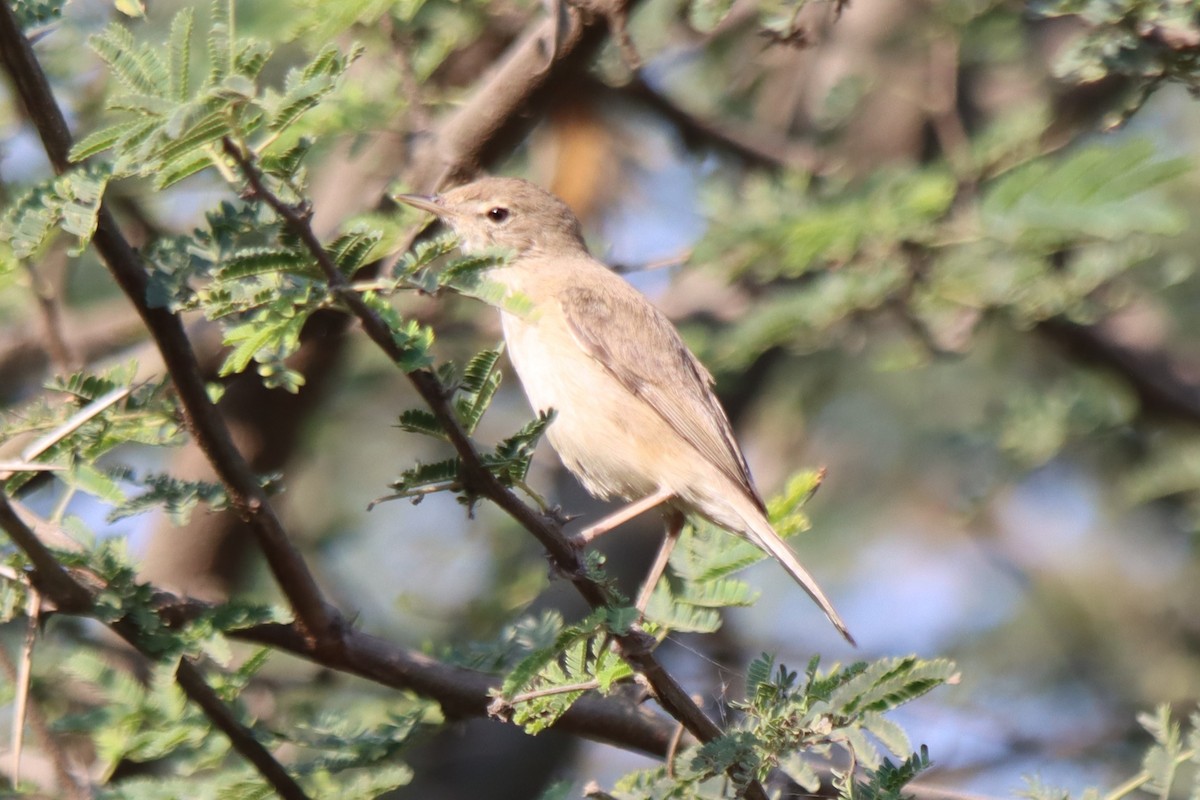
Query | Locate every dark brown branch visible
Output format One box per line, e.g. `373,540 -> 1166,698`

0,492 -> 311,799
1039,317 -> 1200,424
0,496 -> 681,761
0,0 -> 338,646
225,621 -> 681,757
170,651 -> 310,800
613,74 -> 819,171
0,495 -> 92,612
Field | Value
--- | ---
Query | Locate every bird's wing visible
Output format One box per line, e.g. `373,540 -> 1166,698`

560,282 -> 765,512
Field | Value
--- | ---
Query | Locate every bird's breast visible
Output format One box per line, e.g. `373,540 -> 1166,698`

500,310 -> 662,501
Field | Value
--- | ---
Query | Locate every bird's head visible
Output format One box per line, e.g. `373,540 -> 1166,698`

394,177 -> 588,258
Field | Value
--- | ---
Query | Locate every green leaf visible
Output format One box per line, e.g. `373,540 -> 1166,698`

89,24 -> 168,99
982,139 -> 1190,245
396,408 -> 447,440
218,247 -> 319,280
69,118 -> 151,162
108,473 -> 229,525
0,164 -> 112,258
455,347 -> 503,434
1139,704 -> 1185,800
167,7 -> 194,101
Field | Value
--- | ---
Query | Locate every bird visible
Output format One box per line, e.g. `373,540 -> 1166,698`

395,177 -> 854,645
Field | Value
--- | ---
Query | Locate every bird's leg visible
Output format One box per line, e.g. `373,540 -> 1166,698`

635,509 -> 684,616
572,487 -> 675,547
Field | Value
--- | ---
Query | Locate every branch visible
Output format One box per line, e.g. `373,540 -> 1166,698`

4,506 -> 681,761
0,0 -> 338,646
220,138 -> 735,753
1038,317 -> 1200,425
410,0 -> 630,190
0,492 -> 311,800
612,74 -> 820,171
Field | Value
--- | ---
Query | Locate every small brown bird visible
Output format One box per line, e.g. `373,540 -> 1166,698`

396,177 -> 854,645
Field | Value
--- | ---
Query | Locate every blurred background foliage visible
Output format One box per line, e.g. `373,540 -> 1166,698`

3,0 -> 1200,796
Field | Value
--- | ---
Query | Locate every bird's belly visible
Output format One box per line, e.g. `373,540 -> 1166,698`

501,312 -> 662,501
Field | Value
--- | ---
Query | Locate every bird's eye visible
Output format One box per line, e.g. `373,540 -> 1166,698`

486,207 -> 510,223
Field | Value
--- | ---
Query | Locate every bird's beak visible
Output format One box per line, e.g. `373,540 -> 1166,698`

392,193 -> 446,218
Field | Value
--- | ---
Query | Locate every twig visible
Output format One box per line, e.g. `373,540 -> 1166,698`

665,721 -> 684,778
510,679 -> 601,704
14,385 -> 131,469
923,36 -> 974,186
367,481 -> 462,509
22,255 -> 78,374
0,493 -> 312,800
0,2 -> 338,647
612,74 -> 820,171
407,0 -> 634,190
1038,318 -> 1200,425
0,644 -> 91,799
12,585 -> 38,789
611,248 -> 693,275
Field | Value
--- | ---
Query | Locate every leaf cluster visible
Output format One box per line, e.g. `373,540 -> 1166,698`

384,346 -> 553,506
699,138 -> 1188,370
491,608 -> 635,734
1036,0 -> 1200,125
604,654 -> 955,799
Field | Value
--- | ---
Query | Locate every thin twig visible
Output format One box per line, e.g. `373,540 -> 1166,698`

0,645 -> 91,799
15,385 -> 131,468
368,481 -> 462,510
510,679 -> 601,704
11,585 -> 39,788
612,74 -> 820,171
22,255 -> 78,374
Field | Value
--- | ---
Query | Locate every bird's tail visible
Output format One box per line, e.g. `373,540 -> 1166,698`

743,511 -> 856,646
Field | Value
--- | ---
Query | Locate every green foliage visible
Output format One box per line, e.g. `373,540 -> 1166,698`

0,163 -> 112,259
605,654 -> 952,799
10,0 -> 67,30
58,650 -> 425,799
383,344 -> 553,506
493,608 -> 634,734
2,364 -> 183,495
71,2 -> 362,188
108,472 -> 230,525
699,136 -> 1188,371
1036,0 -> 1200,125
981,139 -> 1190,246
60,653 -> 226,780
1020,704 -> 1200,800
